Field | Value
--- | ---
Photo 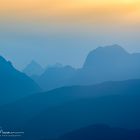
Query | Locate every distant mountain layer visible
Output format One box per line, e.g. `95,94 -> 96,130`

23,60 -> 44,76
0,56 -> 41,105
0,79 -> 140,139
34,45 -> 140,91
56,124 -> 140,140
37,65 -> 76,91
72,44 -> 140,85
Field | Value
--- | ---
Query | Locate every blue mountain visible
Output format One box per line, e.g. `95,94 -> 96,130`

0,56 -> 41,105
56,124 -> 140,140
33,45 -> 140,91
71,44 -> 140,85
1,79 -> 140,139
23,60 -> 44,76
37,65 -> 76,91
84,44 -> 128,68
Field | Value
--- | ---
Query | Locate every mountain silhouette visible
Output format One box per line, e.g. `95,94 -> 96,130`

23,60 -> 44,76
0,56 -> 41,105
71,44 -> 140,85
1,79 -> 140,139
84,44 -> 128,68
37,65 -> 76,91
33,45 -> 140,91
55,124 -> 140,140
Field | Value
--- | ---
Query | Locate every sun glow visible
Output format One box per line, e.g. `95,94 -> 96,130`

0,0 -> 140,25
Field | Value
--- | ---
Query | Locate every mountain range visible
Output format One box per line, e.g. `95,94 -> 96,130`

79,44 -> 140,84
31,45 -> 140,91
0,79 -> 140,139
1,45 -> 140,140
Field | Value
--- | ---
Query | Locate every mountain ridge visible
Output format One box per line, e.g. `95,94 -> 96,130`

0,56 -> 41,105
32,44 -> 140,91
0,79 -> 140,139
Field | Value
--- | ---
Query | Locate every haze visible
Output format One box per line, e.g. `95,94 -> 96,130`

0,0 -> 140,70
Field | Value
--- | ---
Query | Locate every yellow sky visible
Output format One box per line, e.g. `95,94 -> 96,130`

0,0 -> 140,26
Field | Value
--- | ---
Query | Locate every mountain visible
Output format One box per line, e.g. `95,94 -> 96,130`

37,65 -> 76,91
71,44 -> 140,85
23,60 -> 44,76
83,44 -> 128,68
34,45 -> 140,91
0,79 -> 140,139
0,56 -> 41,105
56,124 -> 140,140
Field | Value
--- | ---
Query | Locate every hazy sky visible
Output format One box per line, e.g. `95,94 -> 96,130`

0,0 -> 140,70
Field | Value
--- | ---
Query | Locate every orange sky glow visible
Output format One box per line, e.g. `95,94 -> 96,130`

0,0 -> 140,25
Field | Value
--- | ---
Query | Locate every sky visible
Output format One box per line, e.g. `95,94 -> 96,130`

0,0 -> 140,70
